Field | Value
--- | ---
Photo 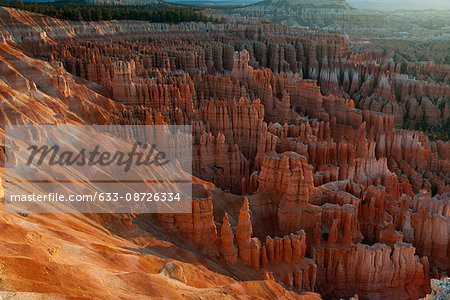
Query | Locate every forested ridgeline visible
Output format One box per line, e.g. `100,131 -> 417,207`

0,0 -> 215,23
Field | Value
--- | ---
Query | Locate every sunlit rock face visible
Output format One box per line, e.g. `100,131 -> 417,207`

0,5 -> 448,300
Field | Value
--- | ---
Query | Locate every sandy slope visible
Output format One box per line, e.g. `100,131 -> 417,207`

0,200 -> 320,299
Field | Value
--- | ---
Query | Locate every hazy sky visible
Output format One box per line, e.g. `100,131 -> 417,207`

350,0 -> 450,10
168,0 -> 450,10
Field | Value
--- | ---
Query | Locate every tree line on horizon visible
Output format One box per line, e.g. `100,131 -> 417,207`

0,0 -> 215,23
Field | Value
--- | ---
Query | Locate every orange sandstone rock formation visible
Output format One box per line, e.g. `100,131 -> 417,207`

0,6 -> 448,300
